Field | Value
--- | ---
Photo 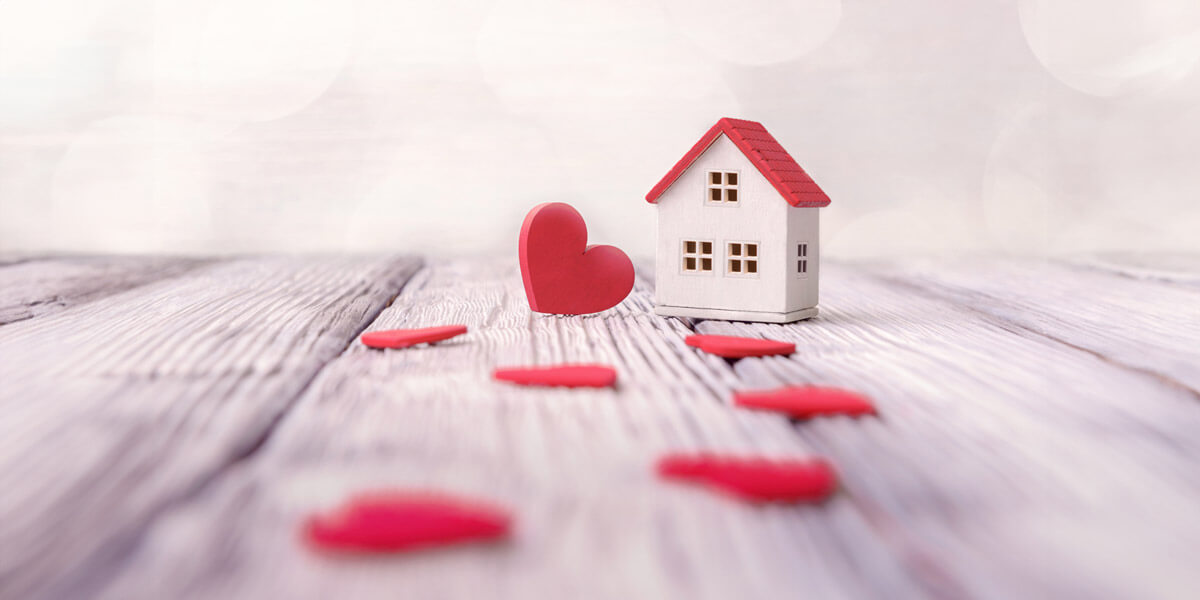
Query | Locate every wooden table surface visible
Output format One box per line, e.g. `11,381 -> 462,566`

2,254 -> 1199,600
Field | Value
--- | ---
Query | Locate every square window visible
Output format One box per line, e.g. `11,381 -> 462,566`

710,188 -> 721,202
701,241 -> 712,254
726,172 -> 737,186
685,240 -> 696,253
710,172 -> 722,185
730,260 -> 741,273
746,261 -> 757,274
726,189 -> 737,203
701,258 -> 712,271
746,244 -> 757,257
729,244 -> 741,256
685,257 -> 696,270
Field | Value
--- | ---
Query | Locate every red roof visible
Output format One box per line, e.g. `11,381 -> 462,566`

645,118 -> 831,207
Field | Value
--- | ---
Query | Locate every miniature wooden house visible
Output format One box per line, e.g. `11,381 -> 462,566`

645,118 -> 831,323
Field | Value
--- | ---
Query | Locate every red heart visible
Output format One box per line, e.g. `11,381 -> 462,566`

493,364 -> 618,388
303,491 -> 511,553
519,202 -> 635,315
361,325 -> 468,349
734,386 -> 875,418
684,334 -> 795,358
657,453 -> 837,503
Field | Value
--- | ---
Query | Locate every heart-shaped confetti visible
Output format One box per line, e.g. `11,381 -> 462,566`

303,491 -> 511,553
657,453 -> 837,503
734,386 -> 875,419
493,364 -> 618,388
361,325 -> 468,349
684,334 -> 795,358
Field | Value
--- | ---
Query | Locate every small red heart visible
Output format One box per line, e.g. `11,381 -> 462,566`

734,386 -> 875,419
303,491 -> 511,553
361,325 -> 468,349
684,334 -> 795,358
657,453 -> 837,503
493,364 -> 618,388
519,202 -> 635,315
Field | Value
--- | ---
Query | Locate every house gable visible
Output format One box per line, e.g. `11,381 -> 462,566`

645,117 -> 831,208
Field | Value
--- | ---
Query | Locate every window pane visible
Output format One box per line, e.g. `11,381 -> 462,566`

726,189 -> 737,203
685,257 -> 696,270
800,261 -> 807,273
746,261 -> 757,274
710,188 -> 721,201
726,172 -> 737,186
710,172 -> 722,185
701,258 -> 712,271
701,241 -> 712,254
800,244 -> 807,257
797,260 -> 803,272
685,240 -> 696,254
729,244 -> 741,256
746,244 -> 757,257
730,260 -> 741,273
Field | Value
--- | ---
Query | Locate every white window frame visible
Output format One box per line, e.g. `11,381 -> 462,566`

680,239 -> 715,275
705,170 -> 740,205
725,241 -> 760,277
796,242 -> 810,278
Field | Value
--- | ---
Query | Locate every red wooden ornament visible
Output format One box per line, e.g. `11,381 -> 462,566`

684,334 -> 795,358
734,386 -> 876,419
303,491 -> 511,553
518,202 -> 635,315
361,325 -> 468,349
493,364 -> 618,388
657,453 -> 837,503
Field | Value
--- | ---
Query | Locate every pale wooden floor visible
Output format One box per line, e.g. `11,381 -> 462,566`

1,254 -> 1199,600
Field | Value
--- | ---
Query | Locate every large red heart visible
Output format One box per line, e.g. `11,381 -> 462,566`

518,202 -> 635,315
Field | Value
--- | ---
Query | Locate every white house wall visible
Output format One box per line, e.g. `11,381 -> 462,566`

654,133 -> 793,314
786,206 -> 820,312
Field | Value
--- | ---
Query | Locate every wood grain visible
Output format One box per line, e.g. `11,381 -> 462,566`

91,257 -> 1200,600
0,256 -> 421,600
6,255 -> 1200,600
0,255 -> 212,325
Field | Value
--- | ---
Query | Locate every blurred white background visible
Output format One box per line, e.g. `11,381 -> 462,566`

2,0 -> 1200,258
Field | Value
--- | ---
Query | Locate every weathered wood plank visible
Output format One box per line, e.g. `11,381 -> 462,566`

14,256 -> 1200,600
0,256 -> 422,600
863,257 -> 1200,393
94,258 -> 935,600
1068,253 -> 1200,285
0,256 -> 212,325
698,262 -> 1200,600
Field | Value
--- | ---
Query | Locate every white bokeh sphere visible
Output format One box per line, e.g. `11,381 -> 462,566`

1020,0 -> 1200,96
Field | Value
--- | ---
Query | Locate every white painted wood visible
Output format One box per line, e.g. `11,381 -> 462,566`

83,256 -> 1200,600
0,256 -> 210,325
1068,253 -> 1200,286
0,256 -> 421,600
864,256 -> 1200,392
653,134 -> 819,320
94,258 -> 929,600
694,262 -> 1200,600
